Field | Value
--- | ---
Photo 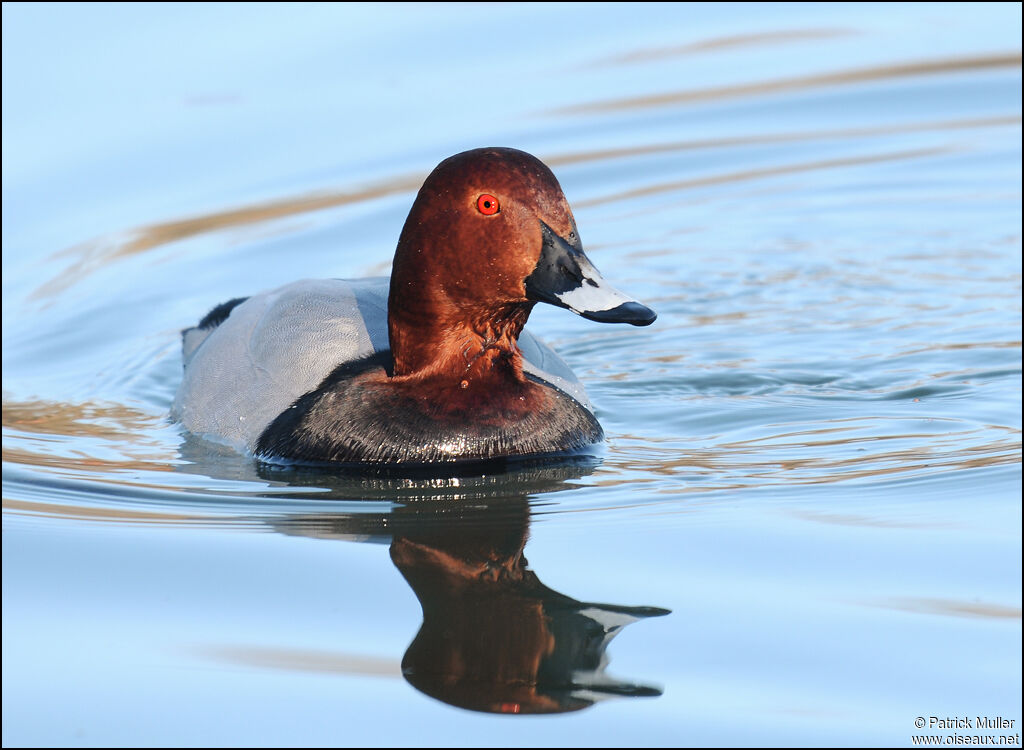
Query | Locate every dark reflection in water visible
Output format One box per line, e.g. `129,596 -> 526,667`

263,463 -> 669,715
392,500 -> 669,714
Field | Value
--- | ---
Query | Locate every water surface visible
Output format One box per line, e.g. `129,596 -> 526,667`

2,3 -> 1021,746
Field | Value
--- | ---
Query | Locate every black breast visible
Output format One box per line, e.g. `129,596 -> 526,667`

255,353 -> 603,466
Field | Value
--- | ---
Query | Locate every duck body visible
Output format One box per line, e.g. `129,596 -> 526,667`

173,277 -> 600,464
173,148 -> 655,466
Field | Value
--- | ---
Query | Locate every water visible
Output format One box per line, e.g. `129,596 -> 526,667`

2,2 -> 1021,746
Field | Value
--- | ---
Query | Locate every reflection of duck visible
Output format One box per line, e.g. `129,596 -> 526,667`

391,500 -> 669,714
260,462 -> 669,715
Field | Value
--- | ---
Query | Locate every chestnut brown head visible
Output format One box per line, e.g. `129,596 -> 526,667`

388,148 -> 655,375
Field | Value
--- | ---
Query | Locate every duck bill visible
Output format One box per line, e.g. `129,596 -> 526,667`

525,222 -> 656,326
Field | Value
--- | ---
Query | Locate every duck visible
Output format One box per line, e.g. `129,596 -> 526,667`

172,147 -> 655,466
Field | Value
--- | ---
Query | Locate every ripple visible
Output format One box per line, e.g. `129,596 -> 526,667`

30,174 -> 423,301
201,645 -> 399,677
551,52 -> 1022,115
866,597 -> 1022,620
544,115 -> 1021,168
597,418 -> 1020,494
578,146 -> 956,208
591,28 -> 859,67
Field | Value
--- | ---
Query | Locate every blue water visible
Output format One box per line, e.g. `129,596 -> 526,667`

3,3 -> 1021,746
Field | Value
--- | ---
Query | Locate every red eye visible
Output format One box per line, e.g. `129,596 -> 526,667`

477,194 -> 500,215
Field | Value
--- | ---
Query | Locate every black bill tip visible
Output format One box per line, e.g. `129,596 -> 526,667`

580,301 -> 657,326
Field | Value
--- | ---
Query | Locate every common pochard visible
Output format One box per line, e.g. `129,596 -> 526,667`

173,148 -> 655,465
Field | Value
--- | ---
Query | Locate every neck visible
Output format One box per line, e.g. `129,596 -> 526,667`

388,300 -> 534,381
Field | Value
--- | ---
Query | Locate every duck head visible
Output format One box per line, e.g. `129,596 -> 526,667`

388,147 -> 655,378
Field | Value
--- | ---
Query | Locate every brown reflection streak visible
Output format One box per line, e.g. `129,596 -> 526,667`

553,53 -> 1022,115
577,147 -> 955,208
870,597 -> 1022,620
596,428 -> 1020,491
594,28 -> 857,66
2,397 -> 176,473
1,445 -> 172,477
2,396 -> 161,439
31,175 -> 423,300
786,509 -> 952,530
714,427 -> 1003,452
2,497 -> 211,525
204,645 -> 399,677
543,115 -> 1021,169
897,340 -> 1022,356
